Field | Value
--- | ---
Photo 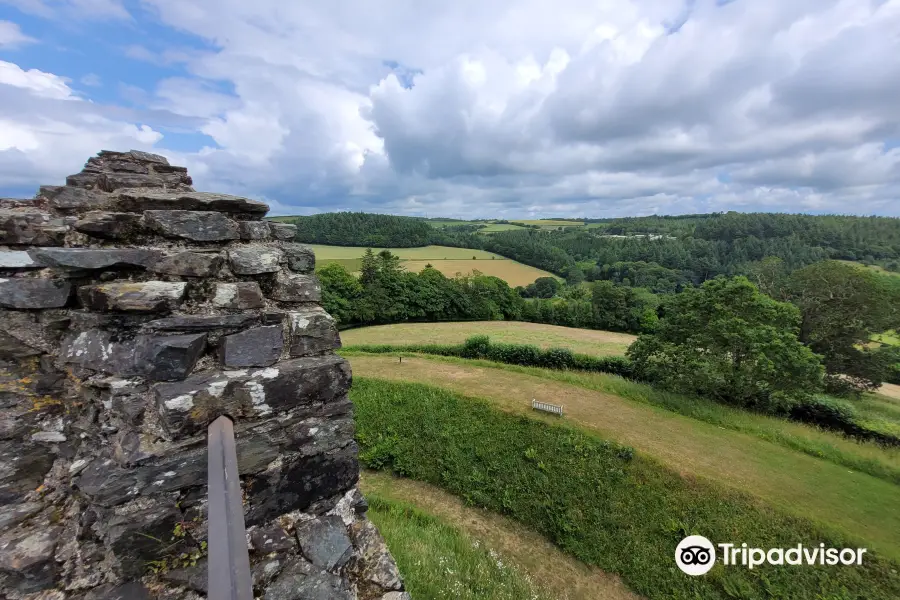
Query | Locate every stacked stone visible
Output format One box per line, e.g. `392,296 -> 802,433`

0,150 -> 407,600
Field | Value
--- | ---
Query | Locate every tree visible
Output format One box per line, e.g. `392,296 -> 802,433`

627,277 -> 824,412
316,263 -> 362,325
359,248 -> 378,285
782,261 -> 900,395
590,281 -> 659,333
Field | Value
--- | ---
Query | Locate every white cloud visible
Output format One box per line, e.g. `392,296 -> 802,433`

0,60 -> 76,100
1,0 -> 900,216
1,0 -> 130,20
0,20 -> 36,47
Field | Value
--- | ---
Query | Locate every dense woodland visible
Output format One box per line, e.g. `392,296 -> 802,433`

288,211 -> 900,397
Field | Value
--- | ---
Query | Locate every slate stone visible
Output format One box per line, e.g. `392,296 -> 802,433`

0,278 -> 71,309
152,164 -> 188,173
78,281 -> 186,312
228,246 -> 283,275
381,593 -> 412,600
295,515 -> 353,571
239,220 -> 271,240
66,171 -> 102,188
244,443 -> 358,527
0,525 -> 62,594
0,209 -> 66,246
143,210 -> 240,241
149,251 -> 223,277
128,149 -> 169,164
105,160 -> 149,173
100,170 -> 192,192
0,502 -> 43,533
350,519 -> 404,591
153,355 -> 352,437
220,325 -> 283,367
289,306 -> 340,357
263,311 -> 286,325
0,440 -> 54,505
213,282 -> 266,309
269,222 -> 297,241
83,582 -> 151,600
117,190 -> 269,215
28,248 -> 162,270
250,525 -> 296,553
264,558 -> 353,600
60,330 -> 136,374
252,556 -> 287,593
282,243 -> 315,273
106,502 -> 181,578
262,557 -> 315,600
38,186 -> 111,212
145,313 -> 258,331
272,273 -> 322,302
0,251 -> 39,268
162,558 -> 208,593
73,211 -> 142,239
136,333 -> 206,381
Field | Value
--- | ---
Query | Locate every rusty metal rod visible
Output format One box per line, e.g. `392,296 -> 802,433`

207,415 -> 253,600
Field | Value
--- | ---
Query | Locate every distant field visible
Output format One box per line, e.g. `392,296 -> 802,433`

511,219 -> 584,228
479,223 -> 528,233
342,321 -> 636,356
311,244 -> 556,287
426,219 -> 485,227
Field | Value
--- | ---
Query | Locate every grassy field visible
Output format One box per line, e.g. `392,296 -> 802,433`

479,223 -> 528,233
511,219 -> 584,228
364,472 -> 639,600
310,244 -> 556,286
346,354 -> 900,559
342,321 -> 636,356
353,377 -> 900,599
366,490 -> 556,600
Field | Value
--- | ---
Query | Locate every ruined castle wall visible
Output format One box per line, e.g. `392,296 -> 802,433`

0,150 -> 406,600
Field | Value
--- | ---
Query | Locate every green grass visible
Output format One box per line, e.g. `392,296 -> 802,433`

873,330 -> 900,346
366,493 -> 554,600
511,219 -> 584,228
341,321 -> 635,357
479,223 -> 529,233
343,349 -> 900,486
352,377 -> 900,600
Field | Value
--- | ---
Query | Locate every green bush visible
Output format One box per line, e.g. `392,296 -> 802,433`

353,378 -> 900,600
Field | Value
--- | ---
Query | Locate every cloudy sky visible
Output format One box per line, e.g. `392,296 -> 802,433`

0,0 -> 898,218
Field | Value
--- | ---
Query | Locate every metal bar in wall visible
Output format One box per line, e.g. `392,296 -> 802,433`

207,415 -> 253,600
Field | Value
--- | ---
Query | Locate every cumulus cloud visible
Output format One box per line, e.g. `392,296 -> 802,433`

1,0 -> 900,216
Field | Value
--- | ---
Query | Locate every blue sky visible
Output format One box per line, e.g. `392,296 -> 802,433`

1,0 -> 899,217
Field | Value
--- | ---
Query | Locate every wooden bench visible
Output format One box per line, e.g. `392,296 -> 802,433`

532,399 -> 563,416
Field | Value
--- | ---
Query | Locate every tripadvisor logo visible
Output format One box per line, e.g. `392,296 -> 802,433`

675,536 -> 868,576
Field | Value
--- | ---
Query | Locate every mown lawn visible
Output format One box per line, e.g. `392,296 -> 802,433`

341,321 -> 635,357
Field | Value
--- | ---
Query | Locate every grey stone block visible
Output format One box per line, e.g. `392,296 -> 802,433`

78,281 -> 186,312
269,222 -> 297,241
289,306 -> 340,357
73,211 -> 142,239
144,210 -> 240,241
0,278 -> 71,309
220,325 -> 283,367
28,248 -> 162,270
213,282 -> 266,309
295,515 -> 353,571
282,243 -> 315,273
149,250 -> 223,277
117,190 -> 268,215
272,273 -> 322,302
228,246 -> 283,275
239,220 -> 271,240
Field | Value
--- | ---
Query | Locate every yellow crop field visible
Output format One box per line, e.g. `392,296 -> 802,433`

310,245 -> 557,287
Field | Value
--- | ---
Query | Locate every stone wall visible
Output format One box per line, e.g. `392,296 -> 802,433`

0,151 -> 407,600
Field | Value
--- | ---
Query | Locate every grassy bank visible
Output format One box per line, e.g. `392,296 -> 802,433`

366,492 -> 554,600
352,377 -> 900,599
346,354 -> 900,559
343,351 -> 900,485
